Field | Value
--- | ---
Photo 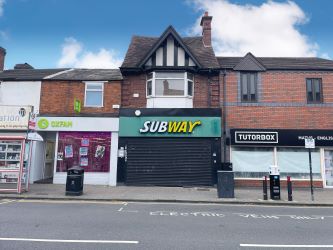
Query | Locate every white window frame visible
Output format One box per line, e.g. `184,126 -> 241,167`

146,72 -> 194,98
84,81 -> 104,107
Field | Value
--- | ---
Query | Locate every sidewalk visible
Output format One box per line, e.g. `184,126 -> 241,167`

1,184 -> 333,206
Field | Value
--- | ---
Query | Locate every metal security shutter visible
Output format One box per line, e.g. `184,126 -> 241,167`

125,138 -> 213,186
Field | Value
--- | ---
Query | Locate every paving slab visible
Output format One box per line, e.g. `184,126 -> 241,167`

0,184 -> 333,206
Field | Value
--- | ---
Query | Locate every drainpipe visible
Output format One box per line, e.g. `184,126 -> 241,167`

222,69 -> 227,163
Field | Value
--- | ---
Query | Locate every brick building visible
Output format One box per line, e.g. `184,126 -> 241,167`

1,11 -> 333,188
118,12 -> 333,188
218,53 -> 333,188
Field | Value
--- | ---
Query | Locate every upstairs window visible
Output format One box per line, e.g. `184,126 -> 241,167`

85,82 -> 104,107
146,72 -> 194,97
241,73 -> 257,102
306,78 -> 322,103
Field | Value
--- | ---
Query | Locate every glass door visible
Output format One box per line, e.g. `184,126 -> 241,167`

324,150 -> 333,187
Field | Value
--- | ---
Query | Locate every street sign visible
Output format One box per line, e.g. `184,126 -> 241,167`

305,138 -> 315,148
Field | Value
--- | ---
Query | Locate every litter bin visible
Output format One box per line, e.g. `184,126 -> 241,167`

217,170 -> 235,198
66,166 -> 84,196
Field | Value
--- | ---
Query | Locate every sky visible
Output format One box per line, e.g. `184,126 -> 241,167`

0,0 -> 333,69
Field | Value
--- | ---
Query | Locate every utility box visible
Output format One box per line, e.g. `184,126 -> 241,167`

66,166 -> 84,196
269,165 -> 280,200
217,170 -> 235,198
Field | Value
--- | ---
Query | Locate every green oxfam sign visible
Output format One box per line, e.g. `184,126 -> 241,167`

38,118 -> 49,129
37,118 -> 73,130
119,116 -> 221,137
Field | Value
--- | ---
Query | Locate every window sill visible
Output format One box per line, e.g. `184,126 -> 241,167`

84,105 -> 104,108
146,96 -> 193,99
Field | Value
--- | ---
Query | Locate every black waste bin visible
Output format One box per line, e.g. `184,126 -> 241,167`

217,170 -> 235,198
66,166 -> 84,196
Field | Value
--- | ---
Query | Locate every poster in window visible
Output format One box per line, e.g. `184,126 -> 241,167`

80,157 -> 88,167
95,145 -> 105,158
79,147 -> 88,156
57,152 -> 63,161
64,145 -> 73,158
81,138 -> 89,147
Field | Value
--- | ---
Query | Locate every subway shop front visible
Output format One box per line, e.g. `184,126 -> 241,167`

118,108 -> 221,187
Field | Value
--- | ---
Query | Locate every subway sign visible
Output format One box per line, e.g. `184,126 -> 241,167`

139,120 -> 201,134
120,117 -> 220,137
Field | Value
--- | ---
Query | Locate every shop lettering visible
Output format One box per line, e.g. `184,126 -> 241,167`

0,115 -> 20,122
139,121 -> 201,134
235,132 -> 278,143
51,121 -> 73,128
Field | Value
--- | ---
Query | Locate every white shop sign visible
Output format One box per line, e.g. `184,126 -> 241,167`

36,117 -> 119,132
0,105 -> 32,130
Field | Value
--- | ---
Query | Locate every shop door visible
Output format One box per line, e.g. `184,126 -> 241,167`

44,141 -> 55,179
324,150 -> 333,187
125,138 -> 214,186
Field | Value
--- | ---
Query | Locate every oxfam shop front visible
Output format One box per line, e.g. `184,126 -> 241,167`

118,109 -> 221,186
36,116 -> 119,186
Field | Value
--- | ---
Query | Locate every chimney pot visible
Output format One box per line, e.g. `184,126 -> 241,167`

200,12 -> 213,47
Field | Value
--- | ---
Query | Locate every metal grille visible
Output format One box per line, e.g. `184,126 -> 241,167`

125,138 -> 213,186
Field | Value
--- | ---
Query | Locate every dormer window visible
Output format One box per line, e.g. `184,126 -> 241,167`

146,72 -> 193,97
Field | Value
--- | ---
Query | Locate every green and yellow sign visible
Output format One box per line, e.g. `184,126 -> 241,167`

120,116 -> 221,137
37,118 -> 73,130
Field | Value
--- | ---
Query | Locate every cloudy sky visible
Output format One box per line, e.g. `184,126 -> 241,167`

0,0 -> 332,69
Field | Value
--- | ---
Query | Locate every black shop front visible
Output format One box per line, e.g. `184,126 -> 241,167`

118,108 -> 221,187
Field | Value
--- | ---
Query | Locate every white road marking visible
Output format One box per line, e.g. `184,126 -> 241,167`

0,237 -> 139,244
0,199 -> 16,205
240,244 -> 333,248
17,199 -> 125,205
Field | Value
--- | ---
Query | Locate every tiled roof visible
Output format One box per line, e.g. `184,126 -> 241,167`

0,68 -> 68,81
233,53 -> 266,71
121,34 -> 219,69
218,56 -> 333,70
48,69 -> 123,81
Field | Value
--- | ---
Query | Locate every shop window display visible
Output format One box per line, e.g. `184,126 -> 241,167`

277,148 -> 321,179
232,147 -> 274,178
56,132 -> 111,172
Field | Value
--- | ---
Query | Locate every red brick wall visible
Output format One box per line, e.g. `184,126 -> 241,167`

40,80 -> 121,115
222,71 -> 333,129
121,72 -> 220,108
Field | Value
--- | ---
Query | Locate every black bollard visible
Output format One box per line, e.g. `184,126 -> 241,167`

263,176 -> 268,200
287,176 -> 293,201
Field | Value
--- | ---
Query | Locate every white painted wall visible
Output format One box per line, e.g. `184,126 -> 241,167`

0,81 -> 41,113
166,37 -> 174,66
156,47 -> 163,66
29,141 -> 45,183
178,47 -> 185,66
147,97 -> 193,108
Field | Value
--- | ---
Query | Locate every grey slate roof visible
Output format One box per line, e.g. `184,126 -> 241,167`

121,32 -> 219,69
48,69 -> 123,81
233,53 -> 266,71
0,68 -> 68,81
218,56 -> 333,70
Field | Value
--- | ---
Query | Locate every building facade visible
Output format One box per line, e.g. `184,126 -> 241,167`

218,54 -> 333,187
1,12 -> 333,188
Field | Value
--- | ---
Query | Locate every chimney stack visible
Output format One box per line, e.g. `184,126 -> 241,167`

200,11 -> 213,47
0,47 -> 6,71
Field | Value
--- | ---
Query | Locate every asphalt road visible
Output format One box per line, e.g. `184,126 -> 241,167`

1,199 -> 333,250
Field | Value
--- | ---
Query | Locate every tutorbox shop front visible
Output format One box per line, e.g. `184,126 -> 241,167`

36,116 -> 119,186
230,129 -> 333,188
118,108 -> 221,187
